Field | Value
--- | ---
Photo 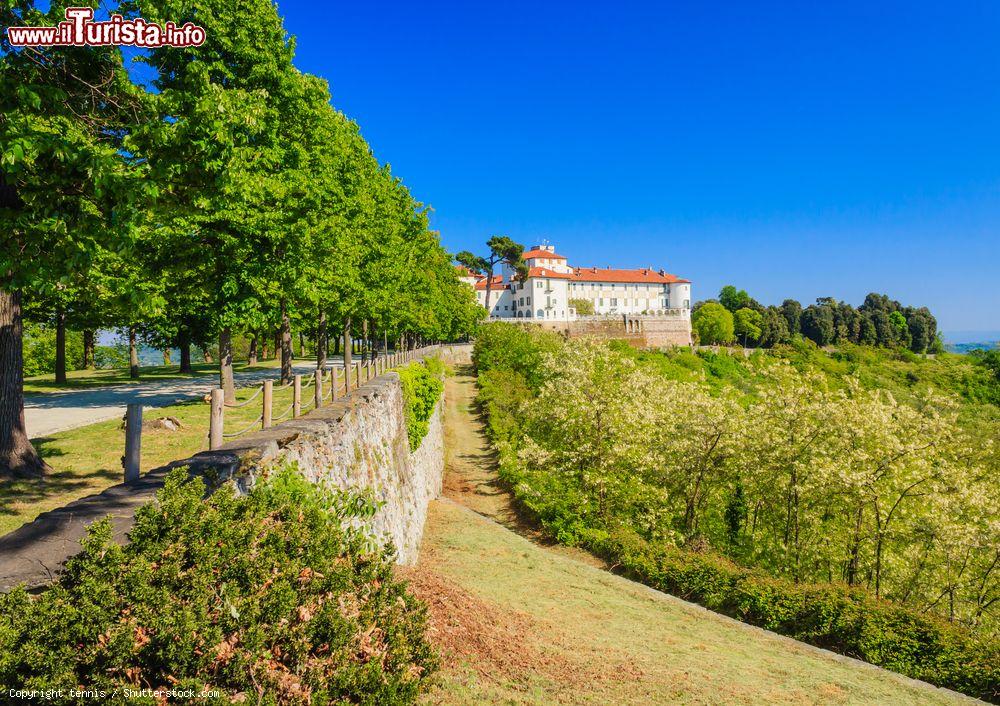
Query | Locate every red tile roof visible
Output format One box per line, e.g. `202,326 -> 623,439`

473,275 -> 507,290
568,267 -> 689,284
455,265 -> 475,277
522,248 -> 567,260
527,267 -> 573,280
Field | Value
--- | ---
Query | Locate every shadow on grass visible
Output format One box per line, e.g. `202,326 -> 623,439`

0,437 -> 119,519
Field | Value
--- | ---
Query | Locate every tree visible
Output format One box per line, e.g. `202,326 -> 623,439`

568,297 -> 594,315
800,304 -> 835,346
780,299 -> 802,336
905,307 -> 937,353
733,307 -> 763,347
759,306 -> 791,348
692,302 -> 735,345
455,235 -> 528,312
719,285 -> 751,313
1,2 -> 145,477
134,0 -> 300,402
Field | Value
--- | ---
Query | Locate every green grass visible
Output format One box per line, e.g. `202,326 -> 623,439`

416,368 -> 971,704
23,359 -> 283,394
2,367 -> 354,536
416,500 -> 967,705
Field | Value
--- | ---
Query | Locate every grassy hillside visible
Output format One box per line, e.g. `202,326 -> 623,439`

471,325 -> 1000,700
409,371 -> 971,705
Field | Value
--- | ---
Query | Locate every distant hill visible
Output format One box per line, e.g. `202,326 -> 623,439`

942,330 -> 1000,354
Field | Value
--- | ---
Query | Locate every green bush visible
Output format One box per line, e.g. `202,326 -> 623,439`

473,330 -> 1000,701
0,467 -> 437,705
471,323 -> 561,391
23,322 -> 85,376
397,361 -> 444,450
595,528 -> 999,702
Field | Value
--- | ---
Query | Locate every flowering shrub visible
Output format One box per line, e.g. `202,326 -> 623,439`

473,323 -> 1000,701
397,360 -> 444,450
0,467 -> 437,704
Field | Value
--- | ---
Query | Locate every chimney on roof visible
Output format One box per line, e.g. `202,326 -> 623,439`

658,269 -> 665,276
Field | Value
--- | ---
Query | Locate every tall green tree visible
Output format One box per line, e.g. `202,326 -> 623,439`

1,1 -> 144,477
456,235 -> 528,312
133,0 -> 299,402
692,302 -> 735,345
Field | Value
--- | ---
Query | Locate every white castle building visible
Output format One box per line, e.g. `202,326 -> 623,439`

459,244 -> 692,322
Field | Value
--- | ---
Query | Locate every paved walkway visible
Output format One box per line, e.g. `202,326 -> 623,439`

24,360 -> 333,438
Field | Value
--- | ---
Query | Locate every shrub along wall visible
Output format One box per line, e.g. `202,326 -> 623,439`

0,467 -> 437,704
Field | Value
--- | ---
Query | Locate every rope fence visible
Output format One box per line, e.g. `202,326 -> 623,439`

205,345 -> 442,450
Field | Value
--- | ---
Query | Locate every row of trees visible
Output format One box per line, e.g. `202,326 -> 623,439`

514,337 -> 999,636
693,286 -> 940,352
0,1 -> 482,478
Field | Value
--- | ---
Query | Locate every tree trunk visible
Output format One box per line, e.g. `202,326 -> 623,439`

54,306 -> 67,384
201,346 -> 213,364
82,329 -> 95,369
333,325 -> 341,355
280,299 -> 293,384
274,329 -> 281,361
361,319 -> 369,363
298,331 -> 305,358
128,326 -> 139,379
0,288 -> 48,478
162,349 -> 171,366
219,326 -> 236,404
343,317 -> 352,374
316,309 -> 327,370
260,330 -> 269,361
178,331 -> 192,373
845,504 -> 865,586
247,335 -> 258,365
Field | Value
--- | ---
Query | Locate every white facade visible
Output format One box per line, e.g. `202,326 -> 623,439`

469,243 -> 692,323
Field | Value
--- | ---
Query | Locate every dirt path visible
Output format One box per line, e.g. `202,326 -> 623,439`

406,366 -> 974,705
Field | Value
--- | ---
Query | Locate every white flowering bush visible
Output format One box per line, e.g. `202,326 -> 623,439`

474,324 -> 1000,700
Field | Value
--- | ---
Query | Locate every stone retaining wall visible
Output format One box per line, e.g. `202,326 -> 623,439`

0,344 -> 471,590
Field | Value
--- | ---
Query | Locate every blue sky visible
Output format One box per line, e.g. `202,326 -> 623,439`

227,3 -> 1000,330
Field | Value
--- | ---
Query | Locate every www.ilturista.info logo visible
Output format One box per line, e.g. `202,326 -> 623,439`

6,7 -> 205,48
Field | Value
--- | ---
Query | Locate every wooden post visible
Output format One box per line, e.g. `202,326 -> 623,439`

314,369 -> 323,408
262,379 -> 273,429
123,403 -> 142,483
354,362 -> 360,389
330,366 -> 338,400
209,389 -> 224,450
293,374 -> 302,417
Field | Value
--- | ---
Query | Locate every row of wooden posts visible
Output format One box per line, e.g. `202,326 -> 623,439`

122,347 -> 434,483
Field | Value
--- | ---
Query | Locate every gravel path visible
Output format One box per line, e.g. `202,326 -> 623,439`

24,360 -> 336,438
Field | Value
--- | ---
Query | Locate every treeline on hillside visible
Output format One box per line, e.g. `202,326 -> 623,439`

693,285 -> 939,353
1,1 -> 483,478
472,323 -> 1000,700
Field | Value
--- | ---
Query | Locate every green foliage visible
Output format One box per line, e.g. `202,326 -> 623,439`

0,466 -> 436,703
733,307 -> 763,346
470,322 -> 562,390
22,323 -> 84,377
472,329 -> 1000,700
93,343 -> 130,370
691,302 -> 735,345
397,361 -> 444,451
719,285 -> 752,312
598,529 -> 999,702
703,289 -> 939,353
568,297 -> 595,315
